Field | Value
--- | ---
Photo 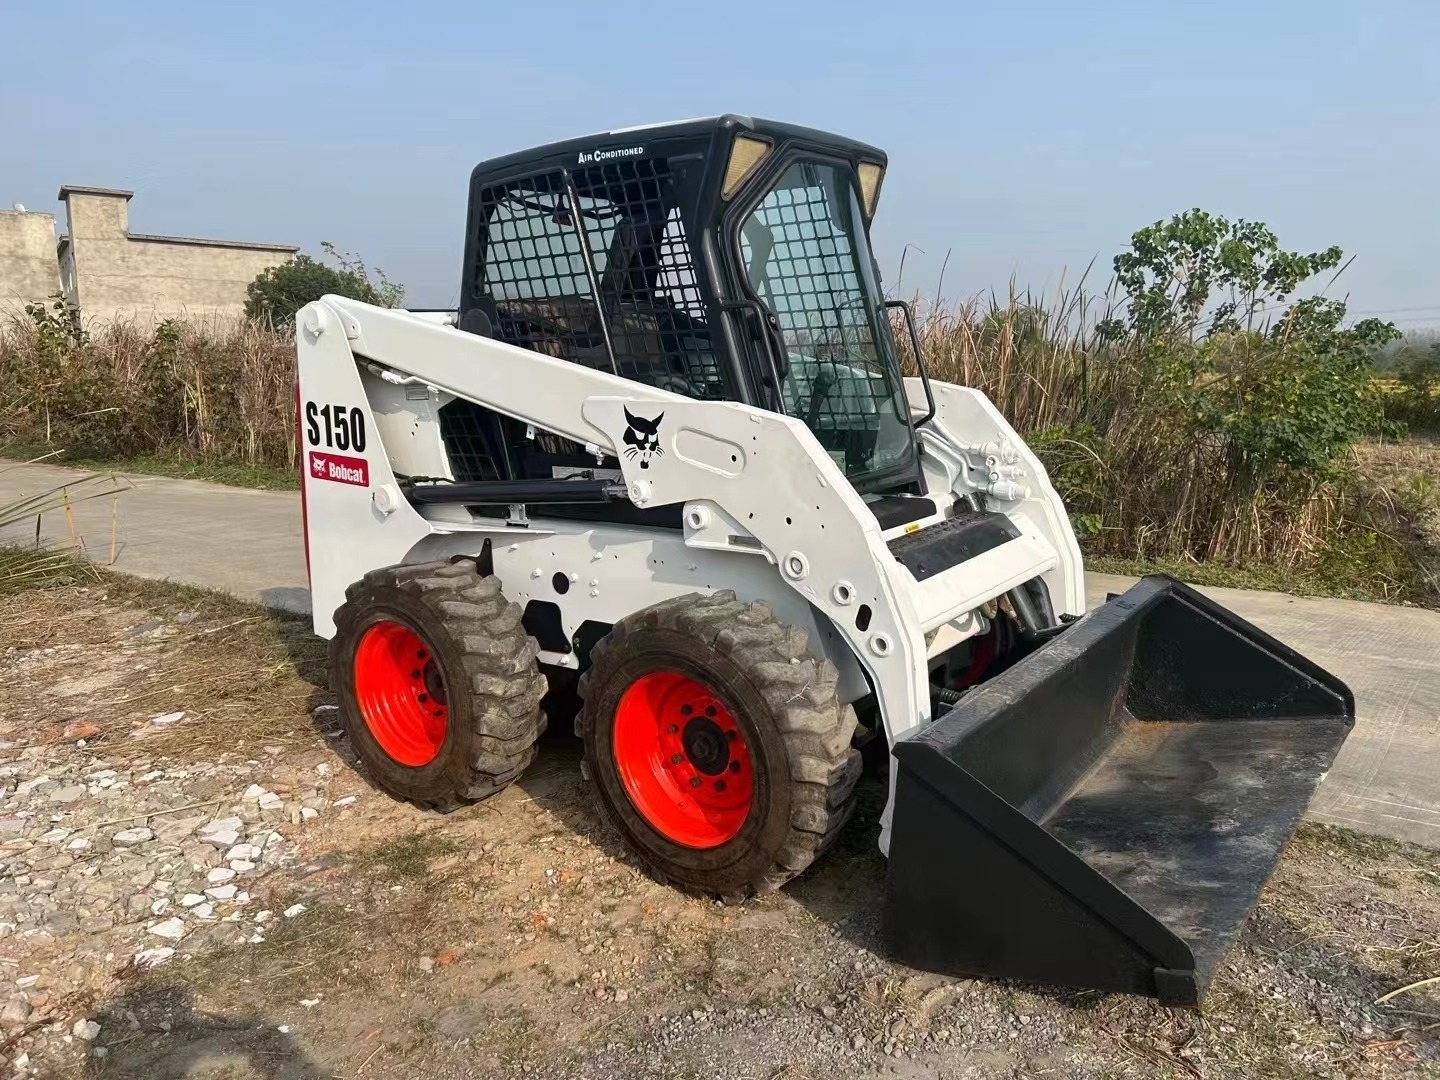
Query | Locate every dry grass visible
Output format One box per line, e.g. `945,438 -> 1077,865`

4,293 -> 1435,604
0,308 -> 295,470
893,293 -> 1439,605
0,571 -> 326,760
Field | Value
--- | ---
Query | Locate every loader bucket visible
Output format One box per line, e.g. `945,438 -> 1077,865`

881,575 -> 1353,1006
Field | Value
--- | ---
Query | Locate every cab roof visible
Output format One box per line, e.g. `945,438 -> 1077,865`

469,114 -> 887,185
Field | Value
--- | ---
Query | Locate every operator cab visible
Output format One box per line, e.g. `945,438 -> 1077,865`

449,114 -> 928,507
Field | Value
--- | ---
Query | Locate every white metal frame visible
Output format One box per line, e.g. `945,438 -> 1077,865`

297,295 -> 1085,852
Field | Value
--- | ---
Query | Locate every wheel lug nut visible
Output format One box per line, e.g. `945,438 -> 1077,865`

680,704 -> 693,716
667,724 -> 678,734
689,777 -> 702,789
705,705 -> 716,717
714,780 -> 726,792
671,753 -> 683,765
411,670 -> 421,679
729,761 -> 741,773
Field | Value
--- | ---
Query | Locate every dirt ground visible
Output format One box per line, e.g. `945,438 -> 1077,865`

1,576 -> 1437,1079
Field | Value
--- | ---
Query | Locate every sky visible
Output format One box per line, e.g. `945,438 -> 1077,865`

4,0 -> 1438,328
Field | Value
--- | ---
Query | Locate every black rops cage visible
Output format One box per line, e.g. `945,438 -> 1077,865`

442,115 -> 899,490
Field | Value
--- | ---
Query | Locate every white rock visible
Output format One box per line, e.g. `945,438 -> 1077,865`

112,827 -> 154,846
197,817 -> 244,848
258,793 -> 283,811
300,998 -> 320,1008
300,806 -> 318,822
234,891 -> 251,905
283,903 -> 306,918
192,903 -> 216,920
205,884 -> 237,901
230,860 -> 256,873
15,776 -> 51,795
66,837 -> 90,852
199,828 -> 240,849
242,784 -> 268,802
134,947 -> 174,968
179,893 -> 205,908
255,910 -> 272,923
139,771 -> 165,783
88,770 -> 117,781
206,867 -> 236,885
72,1018 -> 101,1041
150,898 -> 170,916
225,843 -> 261,862
39,828 -> 69,844
333,795 -> 358,808
249,933 -> 266,944
148,917 -> 185,941
150,711 -> 185,726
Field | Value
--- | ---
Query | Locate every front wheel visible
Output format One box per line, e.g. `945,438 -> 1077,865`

577,591 -> 861,901
330,558 -> 546,810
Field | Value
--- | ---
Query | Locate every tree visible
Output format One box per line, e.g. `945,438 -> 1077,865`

1100,210 -> 1399,485
245,242 -> 404,329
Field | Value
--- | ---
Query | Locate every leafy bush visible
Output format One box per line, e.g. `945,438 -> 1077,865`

244,242 -> 403,329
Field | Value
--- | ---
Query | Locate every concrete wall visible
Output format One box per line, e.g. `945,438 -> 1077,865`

0,209 -> 62,317
59,187 -> 297,328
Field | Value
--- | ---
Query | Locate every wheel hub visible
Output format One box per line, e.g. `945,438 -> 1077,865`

681,715 -> 730,775
612,671 -> 754,848
353,620 -> 449,767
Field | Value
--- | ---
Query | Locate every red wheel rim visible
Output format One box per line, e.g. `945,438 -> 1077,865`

612,671 -> 754,849
353,620 -> 448,767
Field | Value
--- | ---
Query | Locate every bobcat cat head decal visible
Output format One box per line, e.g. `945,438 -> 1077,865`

622,408 -> 664,469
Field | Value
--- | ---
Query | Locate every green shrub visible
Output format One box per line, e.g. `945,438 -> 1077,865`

244,242 -> 403,329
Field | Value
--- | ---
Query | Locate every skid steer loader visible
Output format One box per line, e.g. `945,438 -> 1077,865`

296,115 -> 1354,1005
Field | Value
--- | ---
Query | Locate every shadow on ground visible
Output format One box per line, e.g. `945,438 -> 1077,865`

86,982 -> 325,1079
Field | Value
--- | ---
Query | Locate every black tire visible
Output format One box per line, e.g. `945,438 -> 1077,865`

331,558 -> 546,810
577,591 -> 861,901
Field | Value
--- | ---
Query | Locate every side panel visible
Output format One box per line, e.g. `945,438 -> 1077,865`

408,521 -> 868,701
904,378 -> 1085,618
298,304 -> 436,636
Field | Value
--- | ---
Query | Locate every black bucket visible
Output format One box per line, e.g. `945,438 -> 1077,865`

881,575 -> 1353,1005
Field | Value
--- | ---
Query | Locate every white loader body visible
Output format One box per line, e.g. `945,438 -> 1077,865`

297,295 -> 1084,851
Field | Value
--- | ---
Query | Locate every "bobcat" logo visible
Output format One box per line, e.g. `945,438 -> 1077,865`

622,408 -> 664,470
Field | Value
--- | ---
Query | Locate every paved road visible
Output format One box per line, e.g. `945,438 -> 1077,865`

2,459 -> 1437,848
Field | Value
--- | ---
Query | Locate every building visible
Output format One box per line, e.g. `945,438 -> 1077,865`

0,187 -> 298,327
0,204 -> 62,313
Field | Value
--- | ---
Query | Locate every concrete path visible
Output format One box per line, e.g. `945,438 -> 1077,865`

3,459 -> 1437,848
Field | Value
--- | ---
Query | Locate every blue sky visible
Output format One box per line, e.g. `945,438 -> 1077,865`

4,0 -> 1437,327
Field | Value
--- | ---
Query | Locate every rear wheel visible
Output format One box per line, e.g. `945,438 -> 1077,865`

331,558 -> 546,810
578,591 -> 861,901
